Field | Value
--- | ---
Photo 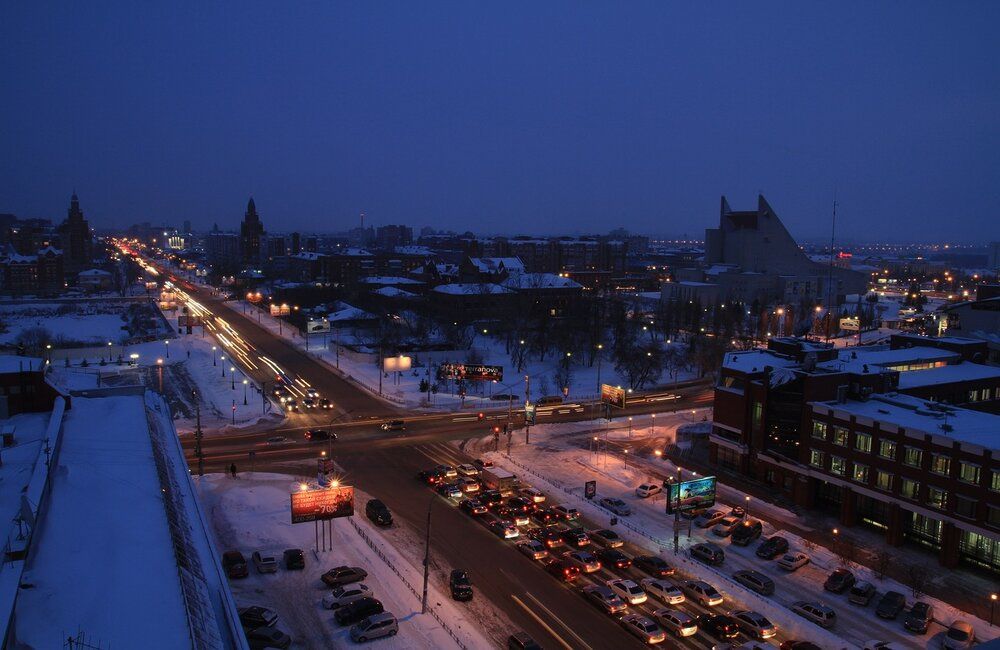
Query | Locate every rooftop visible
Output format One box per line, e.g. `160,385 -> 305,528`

722,350 -> 798,374
896,362 -> 1000,389
816,346 -> 958,374
501,272 -> 583,290
433,283 -> 512,296
360,275 -> 423,285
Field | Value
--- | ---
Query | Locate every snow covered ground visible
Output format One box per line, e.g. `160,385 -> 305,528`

0,299 -> 168,345
471,412 -> 1000,649
195,472 -> 493,649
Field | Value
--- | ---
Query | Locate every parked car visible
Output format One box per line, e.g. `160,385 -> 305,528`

335,597 -> 384,626
245,625 -> 291,650
620,614 -> 666,645
507,632 -> 542,650
732,570 -> 775,596
690,542 -> 725,566
903,601 -> 934,634
582,584 -> 628,615
560,528 -> 590,548
698,613 -> 740,640
449,569 -> 474,601
694,509 -> 726,528
599,497 -> 632,516
848,581 -> 877,606
779,643 -> 822,650
875,591 -> 906,619
634,554 -> 674,577
790,601 -> 836,628
861,642 -> 905,650
350,612 -> 398,643
544,559 -> 580,582
653,607 -> 698,637
321,565 -> 368,587
239,605 -> 278,629
682,580 -> 724,606
589,528 -> 624,548
823,568 -> 855,593
777,552 -> 810,571
732,610 -> 778,640
942,620 -> 976,649
596,547 -> 631,569
457,463 -> 479,476
731,519 -> 763,545
460,498 -> 488,515
283,548 -> 305,570
635,483 -> 662,498
712,516 -> 742,537
641,578 -> 685,604
516,539 -> 550,560
552,505 -> 580,521
380,420 -> 405,431
756,535 -> 789,560
365,499 -> 393,526
607,578 -> 647,605
223,550 -> 249,578
251,551 -> 278,574
322,583 -> 373,609
564,550 -> 601,573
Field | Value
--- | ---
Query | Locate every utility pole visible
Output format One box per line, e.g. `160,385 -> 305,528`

422,496 -> 433,614
524,374 -> 530,444
672,467 -> 681,554
194,390 -> 204,476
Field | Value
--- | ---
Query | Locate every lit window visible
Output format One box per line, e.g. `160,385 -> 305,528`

903,447 -> 923,468
930,454 -> 951,476
992,471 -> 1000,492
830,456 -> 846,476
927,487 -> 947,510
811,421 -> 827,440
809,449 -> 825,468
855,432 -> 872,454
875,471 -> 893,491
878,440 -> 896,460
853,463 -> 869,483
958,462 -> 980,485
832,427 -> 849,446
901,478 -> 920,500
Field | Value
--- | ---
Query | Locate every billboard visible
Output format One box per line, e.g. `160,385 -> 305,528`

524,402 -> 536,425
270,304 -> 291,316
437,363 -> 503,382
383,355 -> 412,372
665,476 -> 717,514
306,319 -> 331,334
840,317 -> 860,331
601,384 -> 626,409
584,480 -> 597,499
290,485 -> 354,523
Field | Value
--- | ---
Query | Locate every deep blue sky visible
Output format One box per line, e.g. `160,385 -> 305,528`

2,3 -> 998,241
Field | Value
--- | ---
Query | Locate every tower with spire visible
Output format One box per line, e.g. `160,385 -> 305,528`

239,197 -> 265,265
57,192 -> 93,275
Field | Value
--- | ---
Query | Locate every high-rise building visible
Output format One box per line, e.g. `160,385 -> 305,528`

290,232 -> 301,255
375,225 -> 412,250
57,193 -> 93,275
239,197 -> 264,265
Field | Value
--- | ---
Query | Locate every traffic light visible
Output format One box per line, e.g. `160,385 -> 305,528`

493,426 -> 501,433
477,412 -> 485,421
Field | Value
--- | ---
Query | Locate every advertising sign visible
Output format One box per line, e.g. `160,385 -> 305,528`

436,363 -> 503,382
601,384 -> 626,409
665,476 -> 717,514
306,319 -> 331,334
383,355 -> 412,372
270,304 -> 291,317
524,402 -> 536,425
290,485 -> 354,523
178,315 -> 203,328
584,480 -> 597,499
840,317 -> 860,332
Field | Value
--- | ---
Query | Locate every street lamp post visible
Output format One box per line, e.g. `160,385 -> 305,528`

650,413 -> 655,437
164,339 -> 170,358
156,358 -> 164,392
221,356 -> 226,377
623,448 -> 629,469
596,343 -> 603,392
231,367 -> 235,390
628,416 -> 632,439
672,467 -> 682,554
744,495 -> 751,519
243,379 -> 249,405
991,593 -> 998,627
422,496 -> 434,614
212,346 -> 217,366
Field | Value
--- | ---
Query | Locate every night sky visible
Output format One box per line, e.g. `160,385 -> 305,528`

2,3 -> 998,241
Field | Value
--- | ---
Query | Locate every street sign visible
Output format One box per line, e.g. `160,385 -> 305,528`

601,384 -> 626,409
584,480 -> 597,499
290,485 -> 354,523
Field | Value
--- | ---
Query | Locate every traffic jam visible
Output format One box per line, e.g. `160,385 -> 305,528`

416,461 -> 806,649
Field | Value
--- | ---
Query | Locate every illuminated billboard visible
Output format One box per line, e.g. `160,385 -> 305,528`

290,485 -> 355,523
436,363 -> 503,382
601,384 -> 626,409
306,319 -> 331,333
665,476 -> 717,514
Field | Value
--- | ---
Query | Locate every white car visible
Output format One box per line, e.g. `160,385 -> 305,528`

777,551 -> 810,571
712,516 -> 742,537
519,487 -> 546,503
457,477 -> 480,493
607,578 -> 647,605
251,551 -> 278,573
641,578 -> 685,605
322,583 -> 373,609
305,388 -> 319,399
731,610 -> 777,640
456,463 -> 478,476
564,551 -> 601,573
620,614 -> 665,645
515,540 -> 549,561
635,483 -> 662,498
681,580 -> 724,606
652,608 -> 697,637
599,497 -> 631,516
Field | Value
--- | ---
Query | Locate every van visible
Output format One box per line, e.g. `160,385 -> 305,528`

732,569 -> 775,596
350,612 -> 398,642
635,483 -> 662,498
365,499 -> 393,527
690,542 -> 725,566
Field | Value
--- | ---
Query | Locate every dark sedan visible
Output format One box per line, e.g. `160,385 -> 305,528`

875,590 -> 906,619
823,568 -> 855,593
756,535 -> 789,560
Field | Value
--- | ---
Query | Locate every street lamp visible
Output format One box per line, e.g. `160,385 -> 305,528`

231,367 -> 236,390
628,416 -> 632,438
243,379 -> 249,405
212,346 -> 217,366
156,358 -> 164,392
991,593 -> 998,627
623,448 -> 629,469
221,355 -> 226,377
596,343 -> 603,391
164,339 -> 170,358
650,413 -> 655,436
744,495 -> 751,519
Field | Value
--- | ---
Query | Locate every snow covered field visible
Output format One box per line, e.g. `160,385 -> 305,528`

473,412 -> 999,649
0,300 -> 168,345
196,472 -> 493,649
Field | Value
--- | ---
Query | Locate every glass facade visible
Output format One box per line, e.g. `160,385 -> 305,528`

906,512 -> 942,550
960,530 -> 1000,572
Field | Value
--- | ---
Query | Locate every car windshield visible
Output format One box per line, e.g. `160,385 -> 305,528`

911,603 -> 929,617
627,584 -> 643,594
947,627 -> 970,641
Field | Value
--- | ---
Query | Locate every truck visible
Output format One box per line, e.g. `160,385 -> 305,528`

481,467 -> 519,495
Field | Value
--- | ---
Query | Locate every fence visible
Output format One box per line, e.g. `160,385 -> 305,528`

347,518 -> 468,650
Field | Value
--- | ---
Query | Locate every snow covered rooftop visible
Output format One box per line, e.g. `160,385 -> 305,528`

79,268 -> 112,276
328,303 -> 376,321
468,257 -> 525,273
360,275 -> 424,285
333,247 -> 373,257
433,283 -> 512,295
896,362 -> 1000,389
816,346 -> 958,374
501,272 -> 583,290
722,350 -> 798,374
291,251 -> 326,261
373,286 -> 418,298
393,245 -> 433,256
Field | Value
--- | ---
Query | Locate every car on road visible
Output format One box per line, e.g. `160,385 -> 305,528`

552,505 -> 580,521
488,518 -> 520,539
350,612 -> 398,643
495,507 -> 530,527
506,496 -> 534,514
732,570 -> 775,596
903,601 -> 934,634
457,463 -> 479,476
245,625 -> 291,650
460,498 -> 488,515
777,552 -> 810,571
712,516 -> 742,537
731,519 -> 763,546
823,568 -> 855,593
582,584 -> 628,615
418,469 -> 446,485
238,605 -> 278,629
365,499 -> 393,526
633,555 -> 674,577
681,580 -> 724,606
544,559 -> 580,582
223,550 -> 249,578
478,490 -> 503,507
563,550 -> 601,573
507,632 -> 542,650
251,551 -> 278,574
528,527 -> 562,548
323,583 -> 373,609
694,509 -> 726,528
599,497 -> 631,516
321,566 -> 368,587
756,535 -> 789,560
560,528 -> 590,548
732,610 -> 778,640
698,613 -> 740,640
943,620 -> 976,649
516,539 -> 549,560
434,464 -> 458,478
305,428 -> 334,442
472,458 -> 494,470
305,387 -> 319,398
318,397 -> 332,409
779,643 -> 822,650
641,578 -> 685,604
790,601 -> 836,628
284,399 -> 298,412
519,487 -> 546,503
607,578 -> 647,605
653,608 -> 697,637
530,507 -> 558,526
380,420 -> 405,431
729,505 -> 746,518
690,542 -> 725,566
449,569 -> 474,601
265,436 -> 291,446
334,597 -> 384,626
302,398 -> 316,409
848,581 -> 877,606
589,528 -> 624,548
596,547 -> 631,569
436,482 -> 463,499
620,614 -> 666,645
635,483 -> 662,498
875,590 -> 906,619
282,548 -> 305,570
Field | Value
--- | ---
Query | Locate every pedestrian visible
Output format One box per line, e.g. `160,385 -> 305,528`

186,349 -> 190,359
230,462 -> 238,479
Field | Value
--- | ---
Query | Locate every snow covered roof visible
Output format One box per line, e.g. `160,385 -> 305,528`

896,362 -> 1000,389
393,245 -> 433,256
501,273 -> 583,290
433,283 -> 512,295
333,247 -> 373,257
36,245 -> 62,256
291,251 -> 326,261
361,275 -> 424,285
373,286 -> 418,298
816,346 -> 958,374
328,303 -> 376,321
468,257 -> 525,273
723,350 -> 798,374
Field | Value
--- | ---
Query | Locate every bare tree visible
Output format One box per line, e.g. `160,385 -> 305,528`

907,564 -> 929,599
873,546 -> 893,580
